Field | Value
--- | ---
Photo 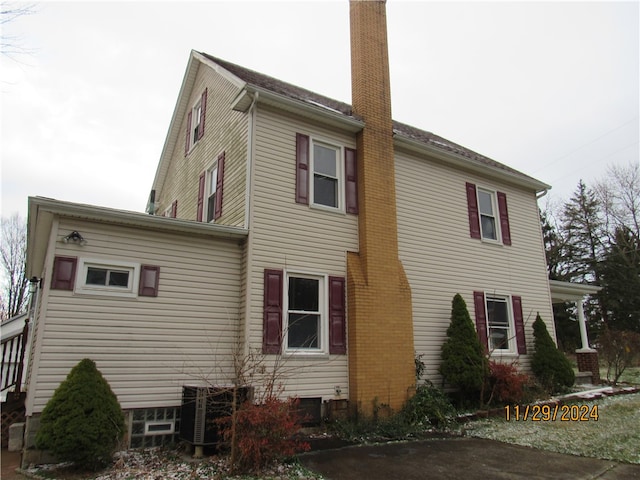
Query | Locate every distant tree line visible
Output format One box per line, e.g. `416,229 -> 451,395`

541,162 -> 640,350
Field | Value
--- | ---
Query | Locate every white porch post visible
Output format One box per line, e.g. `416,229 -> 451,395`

576,298 -> 595,352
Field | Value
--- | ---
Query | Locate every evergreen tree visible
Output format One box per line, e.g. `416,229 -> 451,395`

36,358 -> 125,471
531,314 -> 575,392
562,180 -> 608,329
439,294 -> 487,404
540,207 -> 579,350
600,227 -> 640,333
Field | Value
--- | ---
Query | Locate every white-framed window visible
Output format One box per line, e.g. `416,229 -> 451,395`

311,141 -> 342,210
284,272 -> 327,354
486,294 -> 514,353
477,187 -> 499,241
75,258 -> 140,298
144,420 -> 175,436
189,100 -> 203,150
205,164 -> 218,223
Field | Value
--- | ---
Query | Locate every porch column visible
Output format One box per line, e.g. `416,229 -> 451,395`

575,299 -> 595,353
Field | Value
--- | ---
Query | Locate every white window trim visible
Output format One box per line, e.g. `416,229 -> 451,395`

74,258 -> 141,298
190,99 -> 203,150
283,271 -> 329,356
204,163 -> 218,223
477,186 -> 501,244
485,293 -> 517,355
144,420 -> 175,436
310,139 -> 344,213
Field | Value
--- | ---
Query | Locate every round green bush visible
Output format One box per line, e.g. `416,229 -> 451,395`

531,314 -> 575,392
35,358 -> 125,471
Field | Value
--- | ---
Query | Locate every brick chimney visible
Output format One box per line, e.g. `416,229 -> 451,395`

347,0 -> 415,415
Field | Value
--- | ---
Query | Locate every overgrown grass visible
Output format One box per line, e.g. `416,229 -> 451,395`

463,393 -> 640,464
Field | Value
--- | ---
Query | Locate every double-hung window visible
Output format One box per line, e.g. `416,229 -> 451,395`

185,89 -> 207,155
473,291 -> 527,355
205,165 -> 218,223
295,133 -> 358,214
466,183 -> 511,245
477,188 -> 498,241
486,295 -> 512,351
312,142 -> 341,209
286,274 -> 325,352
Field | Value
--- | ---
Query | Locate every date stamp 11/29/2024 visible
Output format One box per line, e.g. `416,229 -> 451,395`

505,404 -> 599,422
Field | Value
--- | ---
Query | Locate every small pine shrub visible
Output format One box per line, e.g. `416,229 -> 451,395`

531,314 -> 575,392
486,361 -> 530,405
439,294 -> 488,405
216,396 -> 310,473
35,358 -> 125,471
401,381 -> 457,429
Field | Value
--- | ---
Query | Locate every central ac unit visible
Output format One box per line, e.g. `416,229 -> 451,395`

180,385 -> 251,447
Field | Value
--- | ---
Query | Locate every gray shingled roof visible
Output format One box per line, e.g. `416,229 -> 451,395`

201,52 -> 547,188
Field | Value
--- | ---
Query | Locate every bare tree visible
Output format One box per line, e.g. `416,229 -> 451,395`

1,213 -> 28,319
1,2 -> 36,59
595,162 -> 640,239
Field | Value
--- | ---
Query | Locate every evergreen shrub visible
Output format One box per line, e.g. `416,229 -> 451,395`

35,358 -> 125,471
531,314 -> 575,392
439,294 -> 488,404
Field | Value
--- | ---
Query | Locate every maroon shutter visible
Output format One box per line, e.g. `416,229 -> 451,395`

263,269 -> 283,354
171,200 -> 178,218
139,265 -> 160,297
196,172 -> 205,222
51,256 -> 77,290
296,133 -> 310,204
473,291 -> 488,351
185,111 -> 192,156
214,152 -> 225,220
198,88 -> 207,140
512,295 -> 527,354
466,183 -> 481,239
497,191 -> 512,245
345,148 -> 358,214
328,276 -> 347,354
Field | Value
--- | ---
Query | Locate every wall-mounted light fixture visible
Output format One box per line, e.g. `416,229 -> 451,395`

28,277 -> 42,294
62,231 -> 88,245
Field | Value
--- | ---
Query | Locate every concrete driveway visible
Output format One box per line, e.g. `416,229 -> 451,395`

300,437 -> 640,480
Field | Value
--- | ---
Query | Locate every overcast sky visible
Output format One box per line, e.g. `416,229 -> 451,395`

2,0 -> 638,219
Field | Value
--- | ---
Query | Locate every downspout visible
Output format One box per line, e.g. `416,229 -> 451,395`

242,91 -> 259,357
244,91 -> 259,230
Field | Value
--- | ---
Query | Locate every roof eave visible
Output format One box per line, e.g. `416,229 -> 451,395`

27,197 -> 248,277
394,133 -> 551,193
244,86 -> 364,133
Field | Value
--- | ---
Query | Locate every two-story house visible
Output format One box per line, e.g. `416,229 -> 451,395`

21,0 -> 564,453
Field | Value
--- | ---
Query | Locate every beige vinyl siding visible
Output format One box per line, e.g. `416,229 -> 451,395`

157,65 -> 248,227
395,149 -> 553,380
246,106 -> 359,400
29,218 -> 243,413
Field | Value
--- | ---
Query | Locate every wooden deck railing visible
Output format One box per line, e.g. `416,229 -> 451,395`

1,320 -> 29,395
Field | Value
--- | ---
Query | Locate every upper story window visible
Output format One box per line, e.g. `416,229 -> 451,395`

296,133 -> 358,214
206,165 -> 218,223
477,188 -> 498,241
466,182 -> 511,245
312,142 -> 341,209
197,152 -> 225,223
184,89 -> 207,155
